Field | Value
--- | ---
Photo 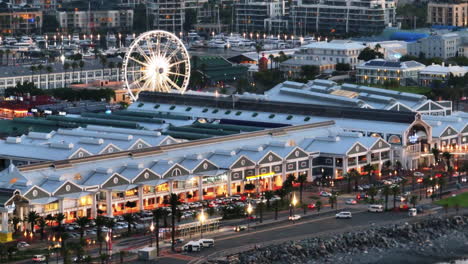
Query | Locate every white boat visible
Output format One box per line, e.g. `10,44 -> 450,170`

104,47 -> 119,55
72,34 -> 80,43
19,36 -> 33,44
190,40 -> 205,48
13,42 -> 34,51
207,39 -> 227,48
4,37 -> 17,45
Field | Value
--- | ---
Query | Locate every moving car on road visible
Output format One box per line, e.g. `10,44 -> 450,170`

307,203 -> 316,209
335,211 -> 352,219
368,204 -> 384,213
320,191 -> 332,197
345,199 -> 357,205
234,225 -> 247,232
289,215 -> 301,221
32,255 -> 46,263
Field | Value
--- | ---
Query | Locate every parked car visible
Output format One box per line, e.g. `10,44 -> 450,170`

335,211 -> 352,219
288,215 -> 301,221
345,199 -> 357,205
408,208 -> 417,217
183,241 -> 202,252
413,172 -> 424,177
307,203 -> 316,209
32,255 -> 46,263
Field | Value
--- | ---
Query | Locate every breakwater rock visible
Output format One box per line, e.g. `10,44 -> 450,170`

208,215 -> 468,264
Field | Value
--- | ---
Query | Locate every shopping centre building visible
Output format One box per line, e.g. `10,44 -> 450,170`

0,87 -> 466,234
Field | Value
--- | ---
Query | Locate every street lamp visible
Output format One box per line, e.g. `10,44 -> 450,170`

149,222 -> 155,247
291,193 -> 298,222
198,208 -> 206,239
105,233 -> 110,257
246,203 -> 253,232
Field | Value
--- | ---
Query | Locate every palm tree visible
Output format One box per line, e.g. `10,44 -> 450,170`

374,44 -> 382,52
400,178 -> 408,194
79,60 -> 85,80
391,185 -> 400,209
255,43 -> 263,62
442,151 -> 452,171
315,200 -> 322,212
264,190 -> 274,208
367,186 -> 378,203
344,172 -> 352,193
275,188 -> 288,204
5,49 -> 10,66
71,62 -> 78,83
63,62 -> 70,87
122,213 -> 135,235
363,164 -> 374,185
431,147 -> 440,164
169,193 -> 181,252
95,215 -> 107,255
152,208 -> 165,256
37,217 -> 46,240
26,211 -> 40,232
410,195 -> 418,208
75,216 -> 90,241
382,185 -> 391,211
268,54 -> 274,70
297,174 -> 307,204
437,177 -> 446,199
11,217 -> 20,234
55,213 -> 65,232
349,169 -> 360,191
30,65 -> 37,84
46,65 -> 53,89
99,55 -> 108,75
328,195 -> 337,209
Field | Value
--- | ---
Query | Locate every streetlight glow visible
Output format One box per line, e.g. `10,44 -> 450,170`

292,193 -> 297,207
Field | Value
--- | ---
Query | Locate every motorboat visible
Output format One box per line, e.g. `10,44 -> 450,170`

207,39 -> 227,48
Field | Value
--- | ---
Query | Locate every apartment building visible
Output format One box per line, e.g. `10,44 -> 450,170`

290,0 -> 396,35
149,0 -> 185,33
407,33 -> 460,59
56,8 -> 133,33
235,0 -> 286,33
0,7 -> 42,34
427,0 -> 468,27
356,59 -> 426,86
294,40 -> 366,67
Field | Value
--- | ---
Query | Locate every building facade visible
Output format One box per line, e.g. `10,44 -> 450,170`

295,40 -> 365,67
418,63 -> 468,87
0,7 -> 42,34
356,59 -> 426,86
407,33 -> 460,59
290,0 -> 396,35
56,8 -> 133,33
427,0 -> 468,27
150,0 -> 185,33
0,59 -> 132,94
235,0 -> 286,33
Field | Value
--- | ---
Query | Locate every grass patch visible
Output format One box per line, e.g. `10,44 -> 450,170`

436,192 -> 468,208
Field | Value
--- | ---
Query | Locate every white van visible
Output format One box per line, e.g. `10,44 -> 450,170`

198,238 -> 215,248
368,204 -> 384,213
408,208 -> 417,217
183,241 -> 201,252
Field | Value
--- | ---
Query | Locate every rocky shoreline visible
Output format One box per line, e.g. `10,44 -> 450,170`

207,214 -> 468,264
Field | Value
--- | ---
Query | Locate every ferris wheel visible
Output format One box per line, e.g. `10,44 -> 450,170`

122,30 -> 191,101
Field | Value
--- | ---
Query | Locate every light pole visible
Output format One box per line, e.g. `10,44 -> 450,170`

246,203 -> 253,232
105,233 -> 110,262
149,222 -> 155,247
291,193 -> 298,222
198,208 -> 206,239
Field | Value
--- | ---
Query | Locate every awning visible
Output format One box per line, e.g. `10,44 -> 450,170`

29,197 -> 58,205
107,184 -> 138,192
56,191 -> 91,199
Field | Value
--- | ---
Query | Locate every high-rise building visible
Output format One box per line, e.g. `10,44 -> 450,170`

235,0 -> 287,33
290,0 -> 396,35
427,0 -> 468,27
56,8 -> 134,33
148,0 -> 185,33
